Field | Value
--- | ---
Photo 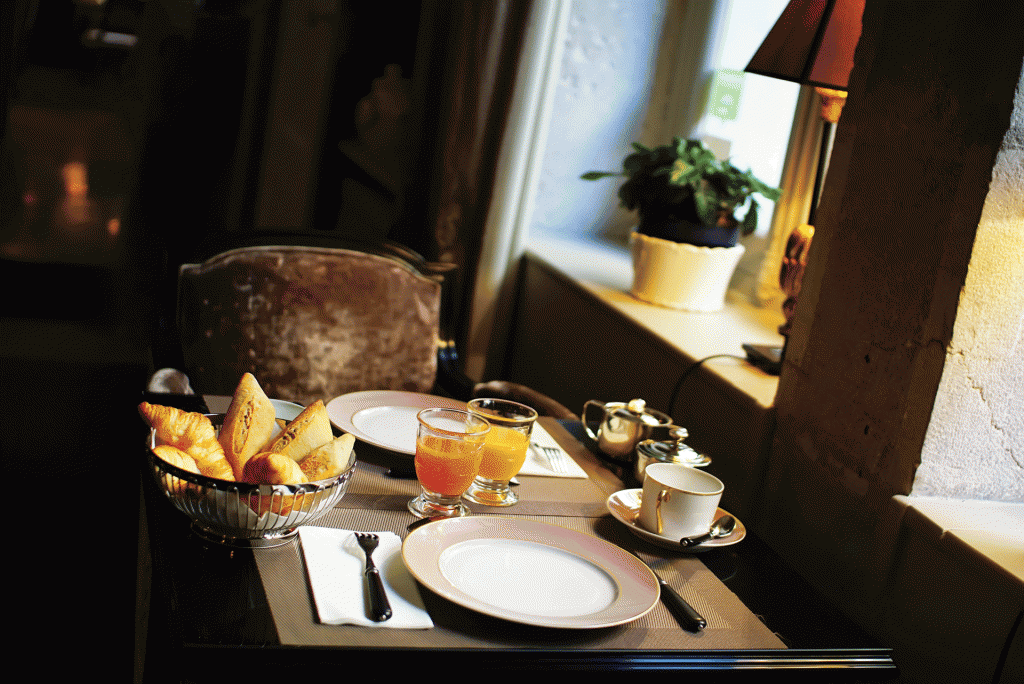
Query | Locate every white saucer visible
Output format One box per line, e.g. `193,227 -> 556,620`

606,488 -> 746,552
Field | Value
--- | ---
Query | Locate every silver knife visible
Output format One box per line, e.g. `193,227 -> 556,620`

633,552 -> 706,631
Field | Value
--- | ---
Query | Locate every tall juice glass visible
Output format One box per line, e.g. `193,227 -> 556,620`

408,408 -> 490,518
463,398 -> 537,506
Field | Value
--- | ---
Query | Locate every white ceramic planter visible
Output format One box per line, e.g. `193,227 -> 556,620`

629,232 -> 745,312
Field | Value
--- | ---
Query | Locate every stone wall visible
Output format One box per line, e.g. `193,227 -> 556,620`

760,1 -> 1024,679
779,0 -> 1022,503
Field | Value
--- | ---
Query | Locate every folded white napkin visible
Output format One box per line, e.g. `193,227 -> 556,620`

517,424 -> 589,478
297,526 -> 434,628
146,367 -> 195,395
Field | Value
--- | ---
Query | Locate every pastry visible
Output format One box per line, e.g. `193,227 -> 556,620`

219,373 -> 277,480
242,452 -> 309,516
299,433 -> 355,481
151,444 -> 201,494
264,400 -> 333,461
151,444 -> 200,474
241,452 -> 308,485
139,402 -> 235,481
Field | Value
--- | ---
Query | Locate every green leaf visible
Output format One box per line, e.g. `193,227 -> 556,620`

694,188 -> 715,225
623,151 -> 650,174
674,156 -> 705,184
754,179 -> 781,201
582,137 -> 780,228
741,199 -> 759,234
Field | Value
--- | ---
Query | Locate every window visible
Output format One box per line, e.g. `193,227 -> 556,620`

466,0 -> 809,378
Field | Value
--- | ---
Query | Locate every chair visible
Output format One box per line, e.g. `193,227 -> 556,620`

172,235 -> 576,419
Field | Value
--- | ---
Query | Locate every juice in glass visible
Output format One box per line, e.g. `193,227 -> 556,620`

415,434 -> 484,496
476,425 -> 530,481
463,398 -> 537,507
408,408 -> 489,518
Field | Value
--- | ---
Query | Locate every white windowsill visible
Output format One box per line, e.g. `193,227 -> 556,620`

896,495 -> 1024,584
526,234 -> 786,409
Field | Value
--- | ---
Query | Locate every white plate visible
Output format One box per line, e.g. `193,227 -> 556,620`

269,399 -> 305,422
326,391 -> 466,454
402,516 -> 659,629
607,489 -> 746,552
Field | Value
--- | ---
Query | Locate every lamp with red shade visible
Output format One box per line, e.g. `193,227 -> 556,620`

744,0 -> 864,345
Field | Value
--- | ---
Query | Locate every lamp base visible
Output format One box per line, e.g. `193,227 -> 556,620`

742,343 -> 782,375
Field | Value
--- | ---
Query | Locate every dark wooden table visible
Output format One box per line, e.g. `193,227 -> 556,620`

136,411 -> 895,681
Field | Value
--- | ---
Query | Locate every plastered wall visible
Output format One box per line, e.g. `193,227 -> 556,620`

913,70 -> 1024,502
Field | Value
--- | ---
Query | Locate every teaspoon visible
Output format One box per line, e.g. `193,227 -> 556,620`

679,514 -> 736,548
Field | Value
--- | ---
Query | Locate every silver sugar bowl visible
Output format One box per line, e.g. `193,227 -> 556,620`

634,426 -> 711,481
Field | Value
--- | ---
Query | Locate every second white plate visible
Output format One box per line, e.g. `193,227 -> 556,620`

402,516 -> 659,629
325,390 -> 466,454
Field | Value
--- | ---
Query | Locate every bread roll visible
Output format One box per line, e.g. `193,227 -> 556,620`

219,373 -> 276,480
241,452 -> 309,516
264,400 -> 333,461
139,402 -> 235,481
299,433 -> 355,481
246,492 -> 304,517
241,452 -> 307,485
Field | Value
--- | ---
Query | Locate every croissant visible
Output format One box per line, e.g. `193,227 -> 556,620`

139,402 -> 235,481
151,444 -> 200,474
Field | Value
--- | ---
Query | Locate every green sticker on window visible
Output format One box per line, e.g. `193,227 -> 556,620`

707,69 -> 744,121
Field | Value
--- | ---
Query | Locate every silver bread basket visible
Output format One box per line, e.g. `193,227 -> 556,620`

146,413 -> 356,548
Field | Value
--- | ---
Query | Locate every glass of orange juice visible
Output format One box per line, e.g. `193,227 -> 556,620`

408,408 -> 490,518
463,398 -> 537,506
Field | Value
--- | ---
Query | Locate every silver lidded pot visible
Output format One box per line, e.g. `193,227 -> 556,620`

583,398 -> 673,462
635,426 -> 711,481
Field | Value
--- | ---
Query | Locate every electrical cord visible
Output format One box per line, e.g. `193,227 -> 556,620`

666,353 -> 746,418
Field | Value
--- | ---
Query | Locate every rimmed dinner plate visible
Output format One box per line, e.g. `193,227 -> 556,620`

607,488 -> 746,552
402,516 -> 660,629
269,398 -> 305,422
326,390 -> 466,455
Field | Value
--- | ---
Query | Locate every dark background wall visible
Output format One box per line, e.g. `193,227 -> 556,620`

0,1 -> 526,677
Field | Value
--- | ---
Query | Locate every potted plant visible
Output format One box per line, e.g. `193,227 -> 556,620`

582,137 -> 781,311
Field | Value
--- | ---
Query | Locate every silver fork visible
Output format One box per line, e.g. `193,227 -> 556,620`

531,442 -> 574,474
353,532 -> 392,621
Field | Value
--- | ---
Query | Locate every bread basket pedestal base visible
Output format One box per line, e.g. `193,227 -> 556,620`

190,522 -> 299,549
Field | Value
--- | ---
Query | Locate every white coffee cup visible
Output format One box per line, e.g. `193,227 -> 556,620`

638,462 -> 724,539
